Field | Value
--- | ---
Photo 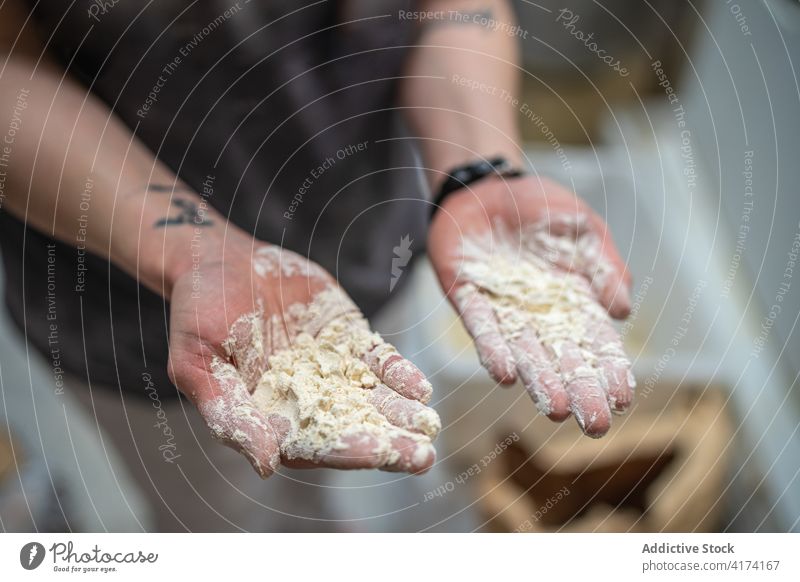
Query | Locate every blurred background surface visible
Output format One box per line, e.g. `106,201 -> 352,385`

2,0 -> 799,532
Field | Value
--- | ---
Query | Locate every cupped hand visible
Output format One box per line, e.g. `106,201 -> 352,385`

428,175 -> 634,437
167,232 -> 438,477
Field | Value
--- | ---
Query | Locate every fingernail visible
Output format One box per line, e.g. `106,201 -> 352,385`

246,450 -> 276,479
627,369 -> 637,390
610,285 -> 631,319
415,377 -> 433,404
573,406 -> 611,438
572,407 -> 588,433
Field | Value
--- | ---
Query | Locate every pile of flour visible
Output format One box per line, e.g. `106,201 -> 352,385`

459,245 -> 607,362
220,288 -> 438,467
458,217 -> 630,374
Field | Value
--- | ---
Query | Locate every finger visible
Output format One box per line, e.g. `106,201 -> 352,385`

590,264 -> 631,320
222,311 -> 266,392
382,434 -> 436,474
590,320 -> 635,414
453,283 -> 517,384
557,341 -> 611,438
193,358 -> 282,477
581,215 -> 632,319
509,329 -> 569,421
364,343 -> 433,403
526,212 -> 631,319
365,384 -> 441,439
297,431 -> 435,474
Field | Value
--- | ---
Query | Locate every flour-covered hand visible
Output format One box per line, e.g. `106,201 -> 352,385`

167,233 -> 438,477
428,175 -> 634,437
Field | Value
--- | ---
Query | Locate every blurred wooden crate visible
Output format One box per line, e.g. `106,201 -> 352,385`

476,387 -> 733,532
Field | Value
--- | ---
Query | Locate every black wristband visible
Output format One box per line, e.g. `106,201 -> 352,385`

430,157 -> 524,219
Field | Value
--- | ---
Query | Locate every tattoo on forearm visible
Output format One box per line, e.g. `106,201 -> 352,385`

154,198 -> 213,228
147,183 -> 192,193
148,182 -> 213,228
153,198 -> 214,228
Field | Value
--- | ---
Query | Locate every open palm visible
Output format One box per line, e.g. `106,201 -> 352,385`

428,175 -> 634,437
167,236 -> 439,476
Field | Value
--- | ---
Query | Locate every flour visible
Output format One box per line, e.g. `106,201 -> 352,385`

214,288 -> 438,469
458,227 -> 607,350
457,216 -> 634,417
252,246 -> 327,280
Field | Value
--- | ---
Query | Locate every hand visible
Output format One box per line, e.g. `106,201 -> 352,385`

166,231 -> 439,477
428,175 -> 634,437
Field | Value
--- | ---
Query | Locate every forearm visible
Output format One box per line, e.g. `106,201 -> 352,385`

401,0 -> 523,191
0,56 -> 236,298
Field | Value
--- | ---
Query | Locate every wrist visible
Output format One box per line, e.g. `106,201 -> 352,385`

416,115 -> 524,193
162,222 -> 262,297
112,188 -> 244,299
158,225 -> 225,298
430,156 -> 526,219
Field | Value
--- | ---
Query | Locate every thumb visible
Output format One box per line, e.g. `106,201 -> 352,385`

584,214 -> 632,319
171,355 -> 281,478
